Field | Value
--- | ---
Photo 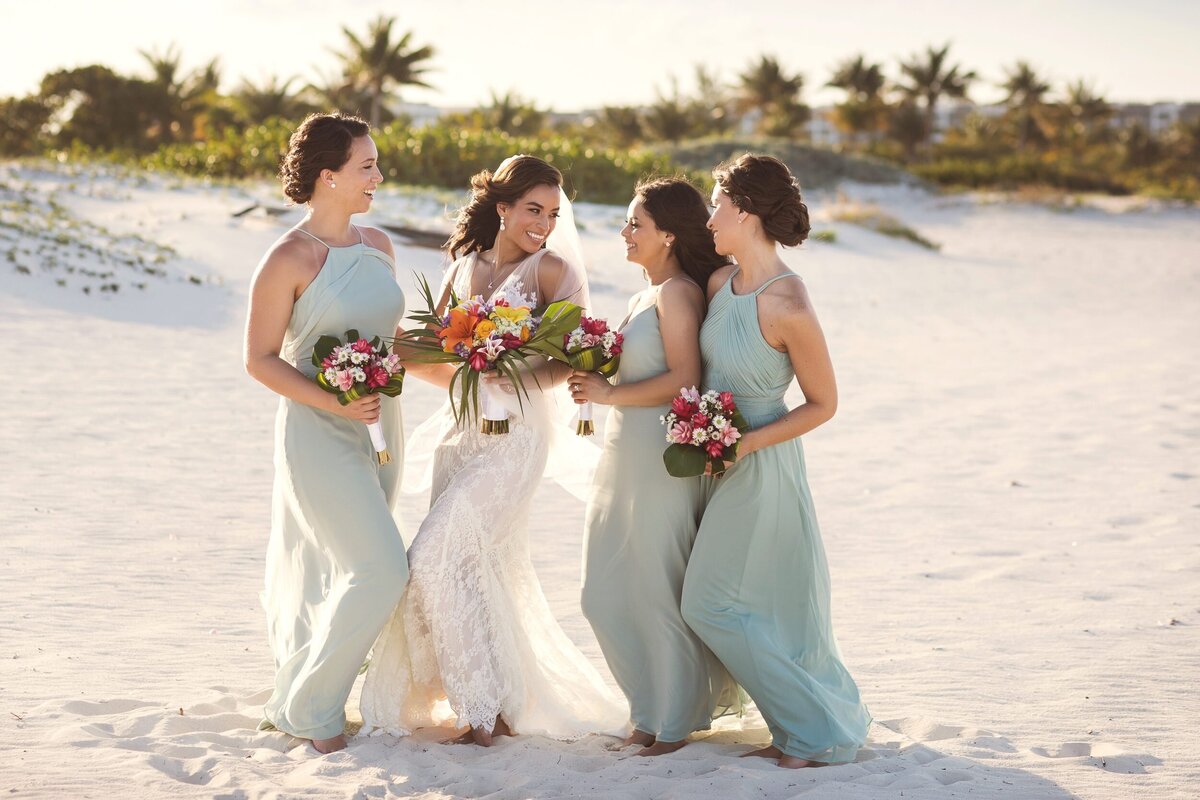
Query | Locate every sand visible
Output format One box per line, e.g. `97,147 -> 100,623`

2,161 -> 1197,799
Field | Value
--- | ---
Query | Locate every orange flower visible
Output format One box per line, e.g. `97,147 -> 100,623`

439,307 -> 479,353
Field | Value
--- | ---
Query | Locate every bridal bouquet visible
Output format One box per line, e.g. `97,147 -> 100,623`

661,387 -> 749,477
560,316 -> 623,435
400,274 -> 581,434
312,330 -> 405,465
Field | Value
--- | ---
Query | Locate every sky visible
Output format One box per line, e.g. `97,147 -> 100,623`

4,0 -> 1198,110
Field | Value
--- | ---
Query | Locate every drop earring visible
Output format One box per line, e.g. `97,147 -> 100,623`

499,218 -> 506,231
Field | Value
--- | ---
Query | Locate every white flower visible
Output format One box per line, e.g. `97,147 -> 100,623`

712,415 -> 728,429
350,351 -> 367,365
692,428 -> 709,443
323,367 -> 337,383
352,367 -> 366,383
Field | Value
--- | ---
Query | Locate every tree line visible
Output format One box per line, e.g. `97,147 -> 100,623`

1,17 -> 1196,199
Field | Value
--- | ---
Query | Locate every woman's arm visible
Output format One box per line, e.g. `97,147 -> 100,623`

243,244 -> 380,423
397,256 -> 463,390
569,279 -> 704,408
737,288 -> 837,457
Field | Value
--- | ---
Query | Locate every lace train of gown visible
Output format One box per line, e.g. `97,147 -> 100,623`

360,250 -> 628,739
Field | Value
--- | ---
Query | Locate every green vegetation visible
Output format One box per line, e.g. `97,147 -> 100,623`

1,21 -> 1195,201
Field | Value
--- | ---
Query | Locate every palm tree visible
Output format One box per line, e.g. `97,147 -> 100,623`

1060,80 -> 1112,148
738,55 -> 809,137
999,61 -> 1051,151
643,76 -> 695,143
692,64 -> 734,136
896,43 -> 976,148
139,43 -> 187,142
233,75 -> 311,123
826,54 -> 887,144
180,57 -> 233,138
305,67 -> 375,118
592,106 -> 644,148
336,15 -> 435,128
484,89 -> 544,135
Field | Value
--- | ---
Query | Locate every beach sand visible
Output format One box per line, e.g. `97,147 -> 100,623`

2,162 -> 1197,798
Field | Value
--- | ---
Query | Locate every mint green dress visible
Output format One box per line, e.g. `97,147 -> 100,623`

681,270 -> 870,763
260,228 -> 408,741
581,284 -> 741,742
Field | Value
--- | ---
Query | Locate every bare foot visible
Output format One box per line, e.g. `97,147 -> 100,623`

637,739 -> 688,757
612,729 -> 655,750
741,745 -> 782,759
492,715 -> 515,738
470,726 -> 494,747
778,755 -> 824,769
442,728 -> 476,745
312,734 -> 346,754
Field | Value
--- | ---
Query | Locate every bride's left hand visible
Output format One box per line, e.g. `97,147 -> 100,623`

568,370 -> 613,405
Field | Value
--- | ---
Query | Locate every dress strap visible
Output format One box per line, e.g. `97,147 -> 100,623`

292,226 -> 364,248
753,272 -> 802,296
292,227 -> 329,248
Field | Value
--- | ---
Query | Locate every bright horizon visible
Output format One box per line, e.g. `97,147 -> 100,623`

8,0 -> 1200,111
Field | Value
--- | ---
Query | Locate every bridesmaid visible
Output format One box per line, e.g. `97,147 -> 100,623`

243,113 -> 408,753
570,178 -> 740,756
681,155 -> 871,767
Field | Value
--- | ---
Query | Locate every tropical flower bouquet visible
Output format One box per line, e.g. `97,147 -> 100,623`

400,274 -> 582,434
661,387 -> 749,477
560,316 -> 623,435
312,330 -> 405,465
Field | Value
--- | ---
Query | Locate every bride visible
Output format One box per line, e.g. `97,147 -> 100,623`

361,155 -> 627,746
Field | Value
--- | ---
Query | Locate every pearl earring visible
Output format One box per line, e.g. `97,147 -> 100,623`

329,182 -> 336,189
500,218 -> 506,231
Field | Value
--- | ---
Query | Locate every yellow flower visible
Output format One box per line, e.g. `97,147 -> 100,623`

473,320 -> 497,342
491,306 -> 531,325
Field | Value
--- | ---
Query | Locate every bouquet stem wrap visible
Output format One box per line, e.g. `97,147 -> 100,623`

576,401 -> 595,436
480,382 -> 510,435
366,420 -> 390,465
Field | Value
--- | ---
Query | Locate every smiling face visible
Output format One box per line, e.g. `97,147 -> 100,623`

707,186 -> 746,257
621,197 -> 672,267
322,135 -> 382,214
497,183 -> 561,255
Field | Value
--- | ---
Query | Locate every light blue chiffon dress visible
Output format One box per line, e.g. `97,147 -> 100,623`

260,228 -> 408,741
681,270 -> 870,763
581,284 -> 741,742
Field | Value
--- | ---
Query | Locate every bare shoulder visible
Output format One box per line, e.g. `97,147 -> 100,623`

706,264 -> 737,300
658,275 -> 706,315
358,225 -> 396,259
255,232 -> 319,286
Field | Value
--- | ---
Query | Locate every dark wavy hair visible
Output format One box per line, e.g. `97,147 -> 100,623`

713,154 -> 810,246
445,155 -> 563,259
635,177 -> 731,286
279,113 -> 371,204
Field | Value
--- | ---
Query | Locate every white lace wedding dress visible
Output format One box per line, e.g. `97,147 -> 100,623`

360,249 -> 628,739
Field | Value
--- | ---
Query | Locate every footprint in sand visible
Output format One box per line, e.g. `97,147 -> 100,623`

1031,741 -> 1162,774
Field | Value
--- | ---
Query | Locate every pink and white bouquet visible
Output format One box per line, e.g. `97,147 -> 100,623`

561,316 -> 623,435
400,274 -> 582,434
661,387 -> 749,477
312,329 -> 405,464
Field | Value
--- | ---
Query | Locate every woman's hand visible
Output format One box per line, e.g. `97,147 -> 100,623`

330,393 -> 381,423
481,370 -> 518,395
703,431 -> 759,477
568,370 -> 614,405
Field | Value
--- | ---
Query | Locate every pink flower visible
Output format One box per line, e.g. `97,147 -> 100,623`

720,426 -> 742,446
691,413 -> 709,428
719,391 -> 736,412
383,353 -> 402,374
352,338 -> 373,354
335,370 -> 355,391
668,421 -> 694,444
581,316 -> 608,336
468,348 -> 490,371
321,356 -> 335,369
705,441 -> 726,459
